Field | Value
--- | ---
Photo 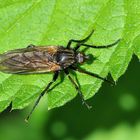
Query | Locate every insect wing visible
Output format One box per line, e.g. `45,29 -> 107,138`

0,46 -> 61,74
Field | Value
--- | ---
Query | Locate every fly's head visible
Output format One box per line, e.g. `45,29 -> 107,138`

76,52 -> 93,64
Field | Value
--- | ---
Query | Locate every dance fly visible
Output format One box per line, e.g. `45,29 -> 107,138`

0,30 -> 120,121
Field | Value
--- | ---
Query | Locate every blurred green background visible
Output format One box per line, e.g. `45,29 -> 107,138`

0,55 -> 139,140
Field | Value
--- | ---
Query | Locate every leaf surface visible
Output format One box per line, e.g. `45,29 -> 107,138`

0,0 -> 139,111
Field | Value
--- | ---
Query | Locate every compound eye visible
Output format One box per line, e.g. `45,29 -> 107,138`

85,54 -> 94,64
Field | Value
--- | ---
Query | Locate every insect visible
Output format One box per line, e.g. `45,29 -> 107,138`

0,30 -> 120,121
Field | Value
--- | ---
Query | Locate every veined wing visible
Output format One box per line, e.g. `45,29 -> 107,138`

0,46 -> 61,74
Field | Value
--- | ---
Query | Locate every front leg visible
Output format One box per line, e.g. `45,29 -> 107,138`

66,30 -> 94,49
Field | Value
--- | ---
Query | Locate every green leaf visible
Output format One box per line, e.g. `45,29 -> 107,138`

0,0 -> 139,111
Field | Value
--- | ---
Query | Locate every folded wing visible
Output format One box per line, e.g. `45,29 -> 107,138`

0,46 -> 61,74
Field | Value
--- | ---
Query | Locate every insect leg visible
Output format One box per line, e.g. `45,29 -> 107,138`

64,69 -> 92,109
71,67 -> 115,86
75,39 -> 120,50
25,71 -> 59,122
66,30 -> 94,49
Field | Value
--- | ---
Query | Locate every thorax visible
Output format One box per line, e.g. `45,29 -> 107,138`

55,47 -> 76,69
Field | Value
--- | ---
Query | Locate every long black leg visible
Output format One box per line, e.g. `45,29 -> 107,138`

25,72 -> 59,122
66,30 -> 94,49
64,69 -> 92,109
75,39 -> 120,50
71,67 -> 115,86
